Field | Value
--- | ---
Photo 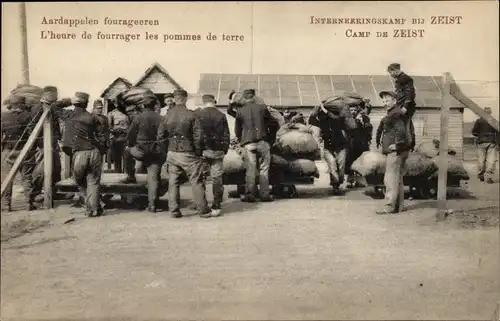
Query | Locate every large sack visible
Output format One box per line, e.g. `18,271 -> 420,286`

122,87 -> 156,106
351,151 -> 386,176
287,159 -> 319,178
11,84 -> 43,96
276,131 -> 318,156
416,139 -> 457,158
405,152 -> 438,177
223,149 -> 245,174
267,106 -> 285,127
231,91 -> 266,105
429,156 -> 470,180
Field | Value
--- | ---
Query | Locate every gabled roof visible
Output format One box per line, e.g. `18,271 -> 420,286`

100,77 -> 132,98
134,62 -> 184,90
198,73 -> 466,109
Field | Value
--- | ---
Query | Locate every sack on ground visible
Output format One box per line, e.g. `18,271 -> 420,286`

223,149 -> 245,174
405,152 -> 438,177
429,155 -> 470,180
351,151 -> 386,176
276,131 -> 318,156
287,159 -> 320,178
417,139 -> 457,158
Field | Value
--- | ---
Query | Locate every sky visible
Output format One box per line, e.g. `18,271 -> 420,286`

2,1 -> 499,121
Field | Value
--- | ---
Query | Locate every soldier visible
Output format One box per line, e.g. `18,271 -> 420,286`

308,96 -> 358,195
234,89 -> 277,202
30,86 -> 72,202
160,93 -> 175,116
62,92 -> 108,217
92,100 -> 108,127
196,94 -> 230,217
121,92 -> 165,212
375,90 -> 411,214
107,98 -> 130,173
472,107 -> 498,183
387,63 -> 416,151
1,96 -> 38,211
157,89 -> 211,218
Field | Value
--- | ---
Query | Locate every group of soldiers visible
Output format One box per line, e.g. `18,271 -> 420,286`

2,62 -> 419,217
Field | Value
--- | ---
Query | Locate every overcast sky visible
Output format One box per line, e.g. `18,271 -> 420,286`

2,1 -> 498,121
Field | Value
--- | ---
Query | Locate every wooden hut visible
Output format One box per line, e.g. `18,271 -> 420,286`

100,77 -> 132,114
199,73 -> 467,159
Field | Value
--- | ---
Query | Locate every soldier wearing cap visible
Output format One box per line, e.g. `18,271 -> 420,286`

1,95 -> 38,212
30,86 -> 73,203
472,106 -> 498,183
62,92 -> 108,217
308,95 -> 358,195
121,92 -> 165,212
375,90 -> 411,214
387,63 -> 416,150
234,88 -> 278,202
196,93 -> 230,217
157,89 -> 211,218
107,92 -> 131,173
160,93 -> 175,116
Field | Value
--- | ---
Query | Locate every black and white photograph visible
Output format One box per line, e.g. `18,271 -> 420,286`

1,1 -> 499,320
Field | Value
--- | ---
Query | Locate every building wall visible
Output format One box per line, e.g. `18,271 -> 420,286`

137,69 -> 180,93
218,106 -> 464,159
102,80 -> 131,114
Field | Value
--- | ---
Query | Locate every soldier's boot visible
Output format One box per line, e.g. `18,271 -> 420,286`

27,201 -> 38,211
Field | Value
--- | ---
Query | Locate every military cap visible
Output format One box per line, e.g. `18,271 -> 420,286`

10,95 -> 26,105
202,94 -> 216,103
73,92 -> 90,104
93,100 -> 104,108
41,86 -> 58,103
243,89 -> 256,98
165,93 -> 174,99
387,63 -> 401,71
378,90 -> 397,98
173,89 -> 188,97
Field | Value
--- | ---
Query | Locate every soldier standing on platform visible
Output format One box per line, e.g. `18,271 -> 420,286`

1,96 -> 38,212
62,92 -> 108,217
122,92 -> 166,212
157,89 -> 211,218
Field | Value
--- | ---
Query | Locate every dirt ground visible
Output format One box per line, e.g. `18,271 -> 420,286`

1,162 -> 499,320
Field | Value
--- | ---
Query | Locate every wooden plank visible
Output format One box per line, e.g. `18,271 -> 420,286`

1,108 -> 49,198
296,76 -> 303,105
63,153 -> 72,179
450,78 -> 500,132
43,104 -> 54,209
437,73 -> 451,222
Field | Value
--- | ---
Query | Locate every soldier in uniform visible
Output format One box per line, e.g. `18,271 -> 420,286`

387,63 -> 416,151
1,96 -> 38,211
122,92 -> 165,212
107,98 -> 130,173
160,93 -> 175,117
62,92 -> 108,217
197,94 -> 230,217
157,89 -> 211,218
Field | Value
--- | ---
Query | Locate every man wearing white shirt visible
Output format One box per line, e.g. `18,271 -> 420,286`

160,93 -> 175,116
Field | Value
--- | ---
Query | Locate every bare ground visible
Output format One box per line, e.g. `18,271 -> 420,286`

1,163 -> 499,320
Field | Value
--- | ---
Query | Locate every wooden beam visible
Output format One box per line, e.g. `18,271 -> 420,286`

43,103 -> 54,209
19,2 -> 30,84
1,108 -> 49,198
436,72 -> 451,222
449,77 -> 500,132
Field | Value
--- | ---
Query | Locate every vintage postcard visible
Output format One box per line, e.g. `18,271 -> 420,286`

1,1 -> 499,320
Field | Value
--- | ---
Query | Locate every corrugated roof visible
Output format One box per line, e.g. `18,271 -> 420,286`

198,73 -> 465,109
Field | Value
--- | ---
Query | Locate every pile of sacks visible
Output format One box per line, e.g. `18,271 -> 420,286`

4,84 -> 43,108
416,139 -> 457,158
416,140 -> 469,180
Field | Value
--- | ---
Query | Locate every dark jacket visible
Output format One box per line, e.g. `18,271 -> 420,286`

472,117 -> 498,144
234,102 -> 277,146
127,109 -> 163,155
1,109 -> 33,150
394,72 -> 416,118
346,115 -> 373,152
195,106 -> 230,153
308,108 -> 357,151
157,105 -> 203,155
62,108 -> 108,155
375,106 -> 410,155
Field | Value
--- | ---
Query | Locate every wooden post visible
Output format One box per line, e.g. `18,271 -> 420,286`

437,72 -> 452,221
1,109 -> 49,198
19,2 -> 30,84
43,103 -> 54,209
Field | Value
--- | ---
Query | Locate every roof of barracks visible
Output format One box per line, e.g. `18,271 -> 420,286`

198,73 -> 466,110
